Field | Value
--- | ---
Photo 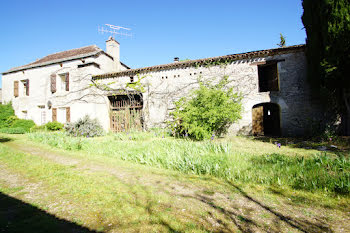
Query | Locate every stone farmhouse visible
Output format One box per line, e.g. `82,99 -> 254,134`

2,38 -> 322,136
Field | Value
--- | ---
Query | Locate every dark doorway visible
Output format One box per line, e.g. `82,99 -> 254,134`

252,103 -> 281,136
108,94 -> 143,132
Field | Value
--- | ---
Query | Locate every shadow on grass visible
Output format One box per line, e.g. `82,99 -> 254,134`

0,192 -> 97,233
251,136 -> 350,154
227,182 -> 333,233
0,136 -> 12,143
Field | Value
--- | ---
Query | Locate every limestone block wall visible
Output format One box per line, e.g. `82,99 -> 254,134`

2,53 -> 113,129
97,50 -> 323,136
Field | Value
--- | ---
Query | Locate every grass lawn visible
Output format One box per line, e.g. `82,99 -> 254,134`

0,132 -> 349,232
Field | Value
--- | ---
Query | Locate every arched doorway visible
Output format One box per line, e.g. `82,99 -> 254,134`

252,103 -> 281,136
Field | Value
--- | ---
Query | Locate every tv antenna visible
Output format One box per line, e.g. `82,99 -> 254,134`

98,24 -> 132,39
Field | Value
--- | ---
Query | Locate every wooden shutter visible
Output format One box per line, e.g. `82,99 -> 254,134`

50,74 -> 56,93
14,81 -> 19,97
26,79 -> 29,96
52,108 -> 57,122
252,106 -> 264,136
66,107 -> 70,123
65,73 -> 69,91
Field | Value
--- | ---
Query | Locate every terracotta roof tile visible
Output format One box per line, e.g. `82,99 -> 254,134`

93,44 -> 305,80
3,45 -> 103,74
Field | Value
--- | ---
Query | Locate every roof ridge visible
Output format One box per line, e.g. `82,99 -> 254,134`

93,44 -> 305,79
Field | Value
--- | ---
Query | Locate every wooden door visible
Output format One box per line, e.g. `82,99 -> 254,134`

252,106 -> 264,135
109,97 -> 143,132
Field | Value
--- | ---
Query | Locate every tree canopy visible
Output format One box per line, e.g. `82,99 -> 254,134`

302,0 -> 350,134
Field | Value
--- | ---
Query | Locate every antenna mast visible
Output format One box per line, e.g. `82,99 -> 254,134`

98,24 -> 132,39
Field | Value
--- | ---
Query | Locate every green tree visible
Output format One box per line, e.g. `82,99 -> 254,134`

169,76 -> 242,140
302,0 -> 350,135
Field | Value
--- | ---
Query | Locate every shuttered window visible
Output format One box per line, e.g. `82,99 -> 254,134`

66,107 -> 70,123
14,81 -> 19,97
25,79 -> 29,96
52,108 -> 57,122
65,73 -> 69,91
50,74 -> 56,93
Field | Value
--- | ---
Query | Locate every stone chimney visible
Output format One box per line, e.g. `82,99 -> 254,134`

106,36 -> 120,71
174,57 -> 179,62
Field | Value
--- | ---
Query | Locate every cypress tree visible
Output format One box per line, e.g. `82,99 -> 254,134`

302,0 -> 350,135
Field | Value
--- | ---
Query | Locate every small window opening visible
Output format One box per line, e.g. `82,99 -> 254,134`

21,80 -> 28,96
258,62 -> 279,92
130,77 -> 134,83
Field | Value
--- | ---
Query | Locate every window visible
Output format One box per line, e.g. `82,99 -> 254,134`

258,62 -> 279,92
58,73 -> 69,92
21,79 -> 29,96
56,107 -> 70,123
38,105 -> 46,125
130,76 -> 134,83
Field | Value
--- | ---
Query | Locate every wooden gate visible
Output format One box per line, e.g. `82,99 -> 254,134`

109,95 -> 143,132
252,105 -> 264,135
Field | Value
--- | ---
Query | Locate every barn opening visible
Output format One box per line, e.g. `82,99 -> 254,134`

109,93 -> 143,132
258,62 -> 279,92
252,103 -> 281,136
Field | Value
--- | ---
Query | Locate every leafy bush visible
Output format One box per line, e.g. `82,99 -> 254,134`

30,125 -> 46,132
11,119 -> 35,132
0,127 -> 27,134
169,76 -> 242,140
0,103 -> 15,128
65,115 -> 104,137
5,116 -> 19,128
45,121 -> 64,131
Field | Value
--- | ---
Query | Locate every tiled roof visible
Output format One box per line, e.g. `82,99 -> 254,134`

93,44 -> 305,80
2,45 -> 130,74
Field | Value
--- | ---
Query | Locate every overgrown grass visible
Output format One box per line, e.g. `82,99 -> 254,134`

28,131 -> 350,195
0,143 -> 211,232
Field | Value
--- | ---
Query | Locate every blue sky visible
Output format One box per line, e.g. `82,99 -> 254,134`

0,0 -> 306,88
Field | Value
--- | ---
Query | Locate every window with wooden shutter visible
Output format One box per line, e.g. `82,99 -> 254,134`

50,74 -> 56,93
52,108 -> 57,122
26,79 -> 29,96
65,73 -> 69,91
14,81 -> 19,97
66,107 -> 70,123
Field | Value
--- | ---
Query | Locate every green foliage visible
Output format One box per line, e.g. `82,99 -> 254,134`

10,119 -> 35,132
5,116 -> 19,128
302,0 -> 350,133
29,131 -> 350,195
28,132 -> 85,150
125,74 -> 147,92
65,115 -> 104,137
170,76 -> 242,140
251,153 -> 350,194
0,127 -> 27,134
0,103 -> 15,128
45,121 -> 64,131
277,33 -> 286,47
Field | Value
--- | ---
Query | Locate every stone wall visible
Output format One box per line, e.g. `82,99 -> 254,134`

96,50 -> 323,136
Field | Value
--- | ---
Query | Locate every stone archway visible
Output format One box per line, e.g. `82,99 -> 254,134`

252,103 -> 281,136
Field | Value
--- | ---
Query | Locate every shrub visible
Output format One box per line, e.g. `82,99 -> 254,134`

30,125 -> 46,132
169,76 -> 242,140
0,127 -> 27,134
11,119 -> 36,132
0,103 -> 15,128
65,115 -> 104,137
5,116 -> 19,128
45,121 -> 64,131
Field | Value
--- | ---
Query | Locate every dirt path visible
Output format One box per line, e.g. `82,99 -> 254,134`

1,139 -> 349,233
